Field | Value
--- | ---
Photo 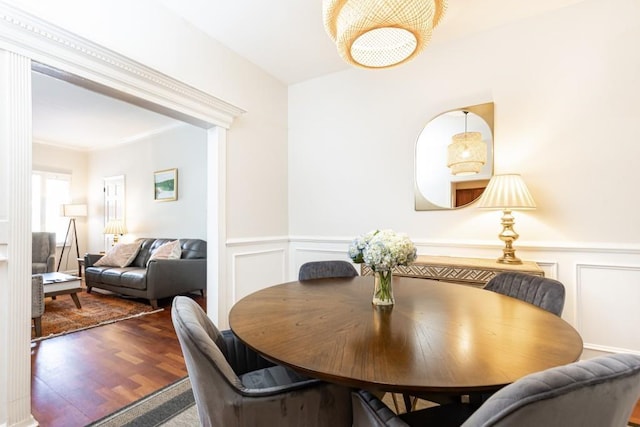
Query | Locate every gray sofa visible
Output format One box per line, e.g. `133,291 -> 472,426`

85,238 -> 206,309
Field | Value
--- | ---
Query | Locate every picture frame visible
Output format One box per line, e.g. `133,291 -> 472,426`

154,168 -> 178,201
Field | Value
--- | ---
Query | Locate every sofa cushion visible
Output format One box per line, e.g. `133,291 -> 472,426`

95,241 -> 142,268
131,238 -> 174,267
147,240 -> 181,266
119,269 -> 148,290
181,239 -> 207,259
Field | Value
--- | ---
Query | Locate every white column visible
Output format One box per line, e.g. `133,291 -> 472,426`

0,49 -> 37,427
206,126 -> 227,327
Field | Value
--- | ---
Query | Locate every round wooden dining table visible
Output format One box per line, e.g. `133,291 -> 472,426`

228,276 -> 583,395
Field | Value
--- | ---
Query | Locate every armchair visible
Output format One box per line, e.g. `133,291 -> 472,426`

171,296 -> 352,427
32,232 -> 56,274
32,275 -> 44,337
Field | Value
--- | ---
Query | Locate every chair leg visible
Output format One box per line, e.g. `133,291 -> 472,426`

150,299 -> 158,309
402,393 -> 413,413
33,317 -> 42,338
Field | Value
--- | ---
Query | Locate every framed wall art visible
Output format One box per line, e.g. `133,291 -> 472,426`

154,168 -> 178,201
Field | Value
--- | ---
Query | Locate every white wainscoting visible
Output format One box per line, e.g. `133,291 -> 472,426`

576,263 -> 640,355
224,237 -> 288,329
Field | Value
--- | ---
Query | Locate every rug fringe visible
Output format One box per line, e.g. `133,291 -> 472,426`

32,308 -> 164,343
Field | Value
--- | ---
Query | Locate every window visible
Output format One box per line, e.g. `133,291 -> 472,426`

32,170 -> 71,245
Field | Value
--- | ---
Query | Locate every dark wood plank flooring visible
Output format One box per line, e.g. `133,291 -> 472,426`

30,292 -> 640,426
31,294 -> 202,427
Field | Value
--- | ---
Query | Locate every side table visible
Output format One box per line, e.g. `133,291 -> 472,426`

77,257 -> 85,278
361,255 -> 544,287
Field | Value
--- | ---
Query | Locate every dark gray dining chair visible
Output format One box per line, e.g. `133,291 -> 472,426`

353,353 -> 640,427
298,260 -> 358,281
171,296 -> 352,427
484,271 -> 566,316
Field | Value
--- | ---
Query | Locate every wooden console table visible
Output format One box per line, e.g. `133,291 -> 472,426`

361,255 -> 544,287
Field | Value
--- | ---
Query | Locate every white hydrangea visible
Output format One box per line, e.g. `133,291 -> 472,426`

348,229 -> 417,271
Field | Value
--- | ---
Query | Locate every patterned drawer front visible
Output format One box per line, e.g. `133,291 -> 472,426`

361,256 -> 543,287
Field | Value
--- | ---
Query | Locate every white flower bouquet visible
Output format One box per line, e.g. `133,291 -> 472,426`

348,229 -> 417,271
348,230 -> 417,305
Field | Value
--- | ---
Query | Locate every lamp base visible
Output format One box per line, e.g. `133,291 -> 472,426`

496,209 -> 523,265
497,253 -> 522,265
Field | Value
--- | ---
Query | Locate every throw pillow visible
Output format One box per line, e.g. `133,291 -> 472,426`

94,241 -> 142,268
147,240 -> 182,266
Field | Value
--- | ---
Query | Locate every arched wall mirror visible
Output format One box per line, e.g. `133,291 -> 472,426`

415,102 -> 494,210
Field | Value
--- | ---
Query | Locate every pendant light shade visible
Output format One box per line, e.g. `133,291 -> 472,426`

323,0 -> 447,69
447,111 -> 487,176
447,132 -> 487,175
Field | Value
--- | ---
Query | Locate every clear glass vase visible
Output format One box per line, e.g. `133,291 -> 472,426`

373,269 -> 394,306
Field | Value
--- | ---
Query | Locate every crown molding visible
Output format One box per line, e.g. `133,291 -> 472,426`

0,2 -> 245,129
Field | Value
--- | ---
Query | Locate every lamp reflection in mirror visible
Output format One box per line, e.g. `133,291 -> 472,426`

447,111 -> 487,175
322,0 -> 447,69
478,174 -> 536,264
103,219 -> 127,245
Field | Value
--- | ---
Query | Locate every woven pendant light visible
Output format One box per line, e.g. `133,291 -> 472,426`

323,0 -> 447,69
447,111 -> 487,176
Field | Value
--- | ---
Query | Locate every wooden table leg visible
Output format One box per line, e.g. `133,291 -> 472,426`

70,293 -> 82,309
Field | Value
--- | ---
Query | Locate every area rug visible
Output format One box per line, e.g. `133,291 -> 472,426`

32,290 -> 162,341
88,377 -> 196,427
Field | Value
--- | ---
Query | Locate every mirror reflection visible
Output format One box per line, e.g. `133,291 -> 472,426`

415,102 -> 494,210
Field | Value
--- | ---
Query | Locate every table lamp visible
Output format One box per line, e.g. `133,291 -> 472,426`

103,219 -> 128,245
478,174 -> 536,264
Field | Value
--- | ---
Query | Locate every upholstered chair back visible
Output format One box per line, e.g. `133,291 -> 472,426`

352,353 -> 640,427
484,272 -> 566,316
171,296 -> 352,427
462,353 -> 640,427
298,260 -> 359,281
32,232 -> 56,273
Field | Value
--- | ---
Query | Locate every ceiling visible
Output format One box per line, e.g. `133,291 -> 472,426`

33,0 -> 585,150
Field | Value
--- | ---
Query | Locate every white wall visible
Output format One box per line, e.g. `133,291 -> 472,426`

288,0 -> 640,354
290,0 -> 640,243
32,142 -> 88,271
7,0 -> 290,241
86,124 -> 208,251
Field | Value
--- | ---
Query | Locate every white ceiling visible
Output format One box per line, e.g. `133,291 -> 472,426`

158,0 -> 585,85
33,0 -> 586,150
32,72 -> 185,151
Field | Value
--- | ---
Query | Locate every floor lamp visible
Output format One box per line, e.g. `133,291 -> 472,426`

57,203 -> 87,272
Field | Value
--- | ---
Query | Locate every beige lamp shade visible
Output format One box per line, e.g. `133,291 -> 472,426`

103,219 -> 128,235
478,174 -> 537,210
61,203 -> 87,217
323,0 -> 447,68
447,132 -> 487,176
479,174 -> 535,264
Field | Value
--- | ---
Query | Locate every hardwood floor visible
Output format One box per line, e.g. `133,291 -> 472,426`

30,292 -> 640,426
31,295 -> 202,427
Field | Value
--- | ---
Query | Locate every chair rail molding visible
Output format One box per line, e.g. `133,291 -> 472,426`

289,235 -> 640,255
0,1 -> 245,129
